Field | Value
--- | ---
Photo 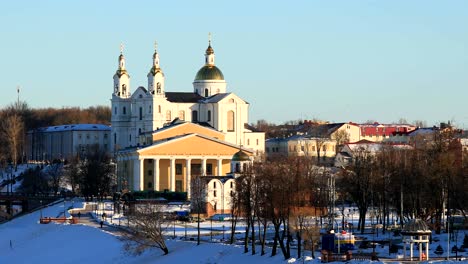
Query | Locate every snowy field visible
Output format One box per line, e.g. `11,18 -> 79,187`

0,165 -> 466,263
0,199 -> 465,264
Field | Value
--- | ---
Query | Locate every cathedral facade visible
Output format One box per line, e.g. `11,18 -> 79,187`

111,40 -> 264,197
111,41 -> 264,155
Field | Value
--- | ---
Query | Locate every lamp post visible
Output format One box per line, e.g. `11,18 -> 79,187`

173,217 -> 176,239
222,225 -> 225,241
40,200 -> 43,220
210,217 -> 213,241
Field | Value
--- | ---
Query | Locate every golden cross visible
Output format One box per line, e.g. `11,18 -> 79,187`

208,32 -> 212,45
120,43 -> 124,54
154,41 -> 158,52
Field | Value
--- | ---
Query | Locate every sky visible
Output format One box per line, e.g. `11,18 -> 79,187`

1,0 -> 467,127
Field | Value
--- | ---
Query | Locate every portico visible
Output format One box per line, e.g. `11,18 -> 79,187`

116,131 -> 252,196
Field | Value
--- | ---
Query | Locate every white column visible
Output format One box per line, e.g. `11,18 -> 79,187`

170,158 -> 175,192
425,240 -> 429,260
133,158 -> 143,191
410,242 -> 413,261
186,159 -> 191,199
419,239 -> 422,261
139,159 -> 144,191
202,158 -> 207,176
153,158 -> 159,191
217,159 -> 223,176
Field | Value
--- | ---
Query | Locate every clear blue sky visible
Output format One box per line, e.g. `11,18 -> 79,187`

1,0 -> 467,127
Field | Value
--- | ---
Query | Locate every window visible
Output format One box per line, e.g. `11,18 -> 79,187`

213,190 -> 217,197
122,84 -> 127,95
206,164 -> 213,175
104,134 -> 108,139
149,105 -> 152,113
78,134 -> 82,139
123,106 -> 126,115
178,110 -> 185,121
312,146 -> 316,151
230,181 -> 233,188
129,134 -> 131,142
148,182 -> 153,189
192,110 -> 198,122
266,147 -> 270,152
235,163 -> 240,173
247,139 -> 250,145
227,110 -> 235,132
213,182 -> 217,189
158,105 -> 161,113
176,164 -> 182,175
166,110 -> 171,121
139,107 -> 143,120
114,133 -> 116,144
156,82 -> 161,94
86,134 -> 90,139
175,180 -> 182,192
256,139 -> 259,145
204,88 -> 209,97
207,110 -> 211,122
301,146 -> 305,151
114,107 -> 117,114
138,128 -> 141,135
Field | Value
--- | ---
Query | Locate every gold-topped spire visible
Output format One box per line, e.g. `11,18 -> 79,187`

154,41 -> 158,53
208,32 -> 212,46
120,43 -> 124,54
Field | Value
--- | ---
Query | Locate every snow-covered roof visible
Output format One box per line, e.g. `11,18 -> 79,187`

39,124 -> 110,133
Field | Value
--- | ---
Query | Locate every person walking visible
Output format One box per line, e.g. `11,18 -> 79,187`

100,220 -> 103,228
78,212 -> 81,218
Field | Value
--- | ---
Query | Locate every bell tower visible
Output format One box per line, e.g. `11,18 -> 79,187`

111,44 -> 132,152
147,41 -> 165,97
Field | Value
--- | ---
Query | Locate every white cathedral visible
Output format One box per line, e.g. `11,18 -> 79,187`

110,39 -> 265,157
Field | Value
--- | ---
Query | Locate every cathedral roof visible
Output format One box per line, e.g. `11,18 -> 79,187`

232,150 -> 251,161
194,65 -> 224,81
166,92 -> 204,103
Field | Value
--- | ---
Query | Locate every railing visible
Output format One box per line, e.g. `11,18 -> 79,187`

0,192 -> 59,199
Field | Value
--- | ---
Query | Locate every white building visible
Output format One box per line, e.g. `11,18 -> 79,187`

27,124 -> 111,161
110,40 -> 264,156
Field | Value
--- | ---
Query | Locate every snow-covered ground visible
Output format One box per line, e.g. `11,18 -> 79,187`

0,199 -> 466,263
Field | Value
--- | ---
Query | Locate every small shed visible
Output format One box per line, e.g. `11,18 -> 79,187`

401,219 -> 431,261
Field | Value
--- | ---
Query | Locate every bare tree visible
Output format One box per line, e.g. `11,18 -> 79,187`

121,203 -> 169,255
42,161 -> 64,195
190,174 -> 206,245
0,111 -> 24,167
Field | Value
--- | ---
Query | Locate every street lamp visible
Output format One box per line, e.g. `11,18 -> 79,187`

210,217 -> 213,241
222,225 -> 225,241
40,200 -> 43,220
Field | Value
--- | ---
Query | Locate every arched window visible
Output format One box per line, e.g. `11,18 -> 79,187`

123,106 -> 126,115
207,110 -> 211,122
122,84 -> 127,95
158,105 -> 161,113
114,107 -> 117,115
204,88 -> 209,97
157,82 -> 161,94
166,110 -> 172,121
192,110 -> 198,122
149,105 -> 152,113
227,110 -> 235,132
139,107 -> 143,120
235,163 -> 240,173
178,110 -> 185,121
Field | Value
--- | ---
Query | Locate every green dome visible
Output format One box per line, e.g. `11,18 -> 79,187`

232,150 -> 250,161
194,65 -> 224,81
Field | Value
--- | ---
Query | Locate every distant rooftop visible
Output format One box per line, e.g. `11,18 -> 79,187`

36,124 -> 110,133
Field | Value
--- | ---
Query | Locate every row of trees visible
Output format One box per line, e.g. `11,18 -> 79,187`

341,129 -> 467,234
18,146 -> 115,198
0,101 -> 110,171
